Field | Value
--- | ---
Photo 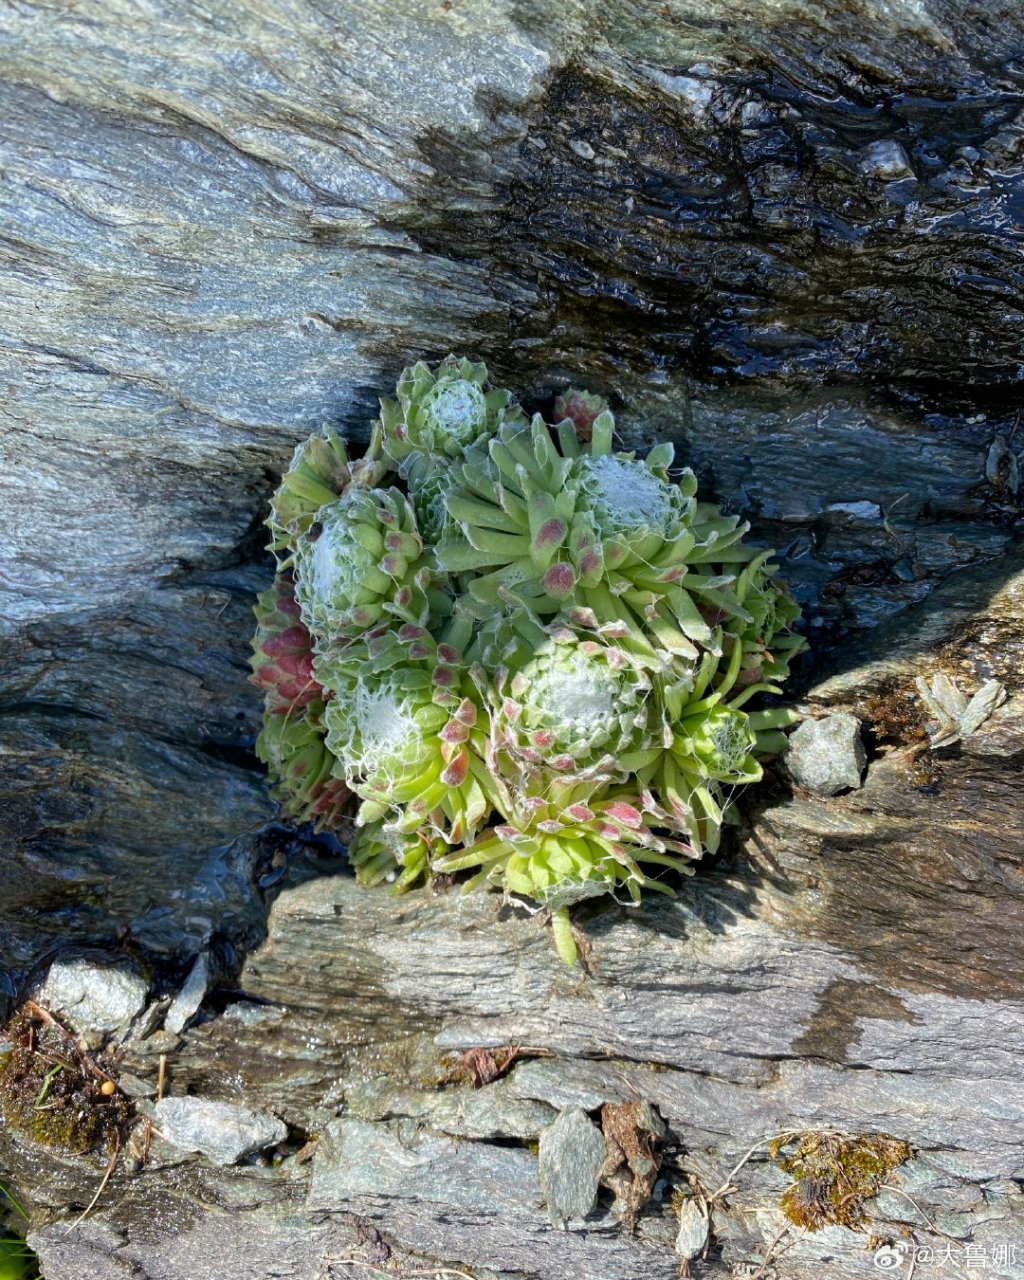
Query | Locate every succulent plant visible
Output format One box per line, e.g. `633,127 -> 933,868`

293,485 -> 444,642
377,354 -> 524,467
317,621 -> 497,845
252,355 -> 805,963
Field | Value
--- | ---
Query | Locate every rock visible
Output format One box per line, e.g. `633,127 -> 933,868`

164,952 -> 210,1036
4,0 -> 1024,1276
859,139 -> 915,181
153,1097 -> 287,1166
32,958 -> 149,1038
786,713 -> 867,795
538,1107 -> 607,1229
675,1197 -> 709,1261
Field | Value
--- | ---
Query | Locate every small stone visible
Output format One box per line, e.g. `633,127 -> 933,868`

786,713 -> 866,796
827,500 -> 882,521
164,952 -> 210,1035
153,1097 -> 287,1166
538,1106 -> 606,1228
859,139 -> 915,181
569,138 -> 595,160
675,1197 -> 709,1260
33,957 -> 149,1036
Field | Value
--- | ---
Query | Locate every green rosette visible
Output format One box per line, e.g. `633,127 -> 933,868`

318,620 -> 497,845
293,486 -> 444,643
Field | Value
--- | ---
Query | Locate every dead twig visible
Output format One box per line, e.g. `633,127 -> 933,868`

64,1136 -> 120,1234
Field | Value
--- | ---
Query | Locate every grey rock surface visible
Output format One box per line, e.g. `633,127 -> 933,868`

32,958 -> 149,1037
153,1097 -> 287,1165
538,1106 -> 607,1228
2,0 -> 1024,1278
675,1197 -> 709,1261
786,712 -> 867,795
164,952 -> 210,1036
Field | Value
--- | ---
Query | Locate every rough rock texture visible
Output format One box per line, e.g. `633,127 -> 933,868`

785,712 -> 867,795
150,1097 -> 288,1166
2,1 -> 1024,1278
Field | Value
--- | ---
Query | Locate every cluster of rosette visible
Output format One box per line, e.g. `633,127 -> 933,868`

250,357 -> 805,963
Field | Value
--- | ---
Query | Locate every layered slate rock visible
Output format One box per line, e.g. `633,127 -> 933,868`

1,1 -> 1023,1277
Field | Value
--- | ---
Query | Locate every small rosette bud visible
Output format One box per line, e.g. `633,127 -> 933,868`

255,700 -> 351,829
377,355 -> 524,467
249,575 -> 319,714
347,821 -> 442,893
552,387 -> 609,440
267,426 -> 388,564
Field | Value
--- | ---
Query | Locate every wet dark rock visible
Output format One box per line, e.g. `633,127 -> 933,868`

3,0 -> 1024,1277
786,712 -> 867,794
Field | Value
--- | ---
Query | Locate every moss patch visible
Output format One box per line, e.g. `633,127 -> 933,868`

0,1007 -> 131,1155
773,1131 -> 911,1231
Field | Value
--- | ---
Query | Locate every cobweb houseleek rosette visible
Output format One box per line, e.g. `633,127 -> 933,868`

377,354 -> 525,467
266,425 -> 390,566
347,821 -> 446,894
649,632 -> 800,855
434,791 -> 696,966
484,609 -> 669,787
293,485 -> 447,643
318,622 -> 498,845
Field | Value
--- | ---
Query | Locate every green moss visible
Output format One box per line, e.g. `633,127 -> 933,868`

773,1131 -> 912,1231
0,1012 -> 130,1156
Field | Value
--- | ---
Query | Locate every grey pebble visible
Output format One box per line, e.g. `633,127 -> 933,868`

538,1106 -> 607,1229
786,713 -> 867,796
33,957 -> 149,1037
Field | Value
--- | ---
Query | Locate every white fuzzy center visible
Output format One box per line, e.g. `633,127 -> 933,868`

425,378 -> 486,440
540,660 -> 611,732
310,517 -> 357,602
584,455 -> 670,531
355,684 -> 417,760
